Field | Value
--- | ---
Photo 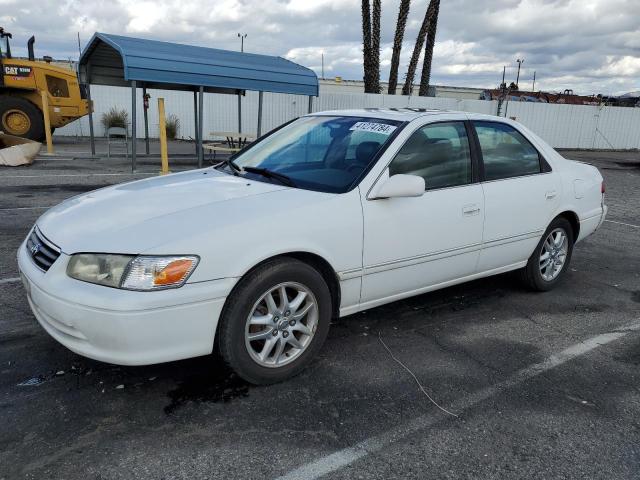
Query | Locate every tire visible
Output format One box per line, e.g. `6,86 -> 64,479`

519,217 -> 574,291
0,96 -> 45,141
218,258 -> 332,384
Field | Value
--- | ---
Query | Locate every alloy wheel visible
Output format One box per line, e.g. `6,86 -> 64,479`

244,282 -> 318,368
539,228 -> 568,281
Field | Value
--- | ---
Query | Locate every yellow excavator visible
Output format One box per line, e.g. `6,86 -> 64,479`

0,28 -> 90,141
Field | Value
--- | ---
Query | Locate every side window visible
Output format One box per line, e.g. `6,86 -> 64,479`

389,121 -> 472,190
46,75 -> 70,97
474,121 -> 542,181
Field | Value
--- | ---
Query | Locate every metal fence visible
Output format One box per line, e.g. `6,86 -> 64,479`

57,85 -> 640,150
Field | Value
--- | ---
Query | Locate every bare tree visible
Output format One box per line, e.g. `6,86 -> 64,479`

401,0 -> 435,96
418,0 -> 440,96
388,0 -> 411,94
371,0 -> 381,93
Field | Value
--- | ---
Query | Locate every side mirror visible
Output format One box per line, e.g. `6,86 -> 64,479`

372,174 -> 425,199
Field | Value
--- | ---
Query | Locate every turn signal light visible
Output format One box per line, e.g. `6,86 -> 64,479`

153,259 -> 196,286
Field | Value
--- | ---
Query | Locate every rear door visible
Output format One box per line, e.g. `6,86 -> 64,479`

472,120 -> 561,272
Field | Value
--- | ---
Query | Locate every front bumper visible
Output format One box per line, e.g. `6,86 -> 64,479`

18,241 -> 236,366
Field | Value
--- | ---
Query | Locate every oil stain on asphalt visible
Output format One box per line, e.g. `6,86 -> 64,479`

164,365 -> 250,415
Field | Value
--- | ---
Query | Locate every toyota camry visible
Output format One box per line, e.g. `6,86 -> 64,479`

18,109 -> 607,384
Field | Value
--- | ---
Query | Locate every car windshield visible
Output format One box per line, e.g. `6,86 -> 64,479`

228,116 -> 403,193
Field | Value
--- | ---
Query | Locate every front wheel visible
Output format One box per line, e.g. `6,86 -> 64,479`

520,217 -> 574,291
0,96 -> 45,141
218,258 -> 332,384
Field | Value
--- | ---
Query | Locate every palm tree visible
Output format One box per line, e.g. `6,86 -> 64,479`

361,0 -> 373,92
388,0 -> 411,95
418,0 -> 440,96
371,0 -> 382,93
401,0 -> 436,96
362,0 -> 381,93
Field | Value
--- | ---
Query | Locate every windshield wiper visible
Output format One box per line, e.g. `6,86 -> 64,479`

242,167 -> 296,187
213,157 -> 243,176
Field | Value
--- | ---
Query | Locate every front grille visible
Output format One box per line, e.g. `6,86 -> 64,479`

26,228 -> 60,272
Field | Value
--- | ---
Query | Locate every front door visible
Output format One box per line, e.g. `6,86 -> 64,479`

360,120 -> 484,306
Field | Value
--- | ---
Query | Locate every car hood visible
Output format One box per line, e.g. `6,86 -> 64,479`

37,169 -> 287,253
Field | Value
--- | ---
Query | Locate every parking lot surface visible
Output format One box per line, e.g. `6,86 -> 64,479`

1,145 -> 639,479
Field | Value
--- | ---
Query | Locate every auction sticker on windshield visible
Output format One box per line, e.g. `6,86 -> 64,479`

349,122 -> 397,135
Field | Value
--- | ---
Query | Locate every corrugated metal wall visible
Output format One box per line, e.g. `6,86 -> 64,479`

56,85 -> 640,149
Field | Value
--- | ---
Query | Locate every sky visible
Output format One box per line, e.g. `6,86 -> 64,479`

0,0 -> 638,96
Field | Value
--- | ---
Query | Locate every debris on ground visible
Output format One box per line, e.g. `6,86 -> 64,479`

0,132 -> 41,166
17,376 -> 47,387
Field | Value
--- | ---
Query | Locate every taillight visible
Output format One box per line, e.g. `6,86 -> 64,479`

601,181 -> 605,194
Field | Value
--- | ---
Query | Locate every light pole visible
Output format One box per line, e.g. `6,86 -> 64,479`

236,33 -> 247,134
237,33 -> 247,52
515,58 -> 524,89
532,70 -> 536,91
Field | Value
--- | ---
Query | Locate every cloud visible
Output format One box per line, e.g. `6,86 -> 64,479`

2,0 -> 638,95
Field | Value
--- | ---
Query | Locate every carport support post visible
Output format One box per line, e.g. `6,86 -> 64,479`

86,66 -> 95,156
197,86 -> 204,168
257,91 -> 263,137
87,85 -> 96,155
237,92 -> 242,133
143,86 -> 150,155
308,95 -> 313,114
131,80 -> 137,172
193,91 -> 199,156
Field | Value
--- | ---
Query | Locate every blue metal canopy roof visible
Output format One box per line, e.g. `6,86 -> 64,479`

79,33 -> 318,96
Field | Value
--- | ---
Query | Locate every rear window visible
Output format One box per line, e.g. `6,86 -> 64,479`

474,121 -> 542,181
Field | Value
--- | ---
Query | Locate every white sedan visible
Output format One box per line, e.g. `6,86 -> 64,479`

18,109 -> 607,384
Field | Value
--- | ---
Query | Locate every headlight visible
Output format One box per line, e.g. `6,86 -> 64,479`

67,254 -> 133,288
67,254 -> 199,291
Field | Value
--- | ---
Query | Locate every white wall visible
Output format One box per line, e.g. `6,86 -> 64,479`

56,85 -> 640,150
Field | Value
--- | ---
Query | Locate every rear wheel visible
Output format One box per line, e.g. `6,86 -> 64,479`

520,217 -> 574,291
0,96 -> 45,141
218,258 -> 332,384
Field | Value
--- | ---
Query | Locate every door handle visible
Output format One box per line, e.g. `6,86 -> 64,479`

462,204 -> 481,216
545,191 -> 557,200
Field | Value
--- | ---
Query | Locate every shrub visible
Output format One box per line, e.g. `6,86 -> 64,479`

165,114 -> 180,140
101,107 -> 129,131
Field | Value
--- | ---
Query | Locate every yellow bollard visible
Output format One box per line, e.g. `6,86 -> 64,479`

158,98 -> 170,175
40,91 -> 54,155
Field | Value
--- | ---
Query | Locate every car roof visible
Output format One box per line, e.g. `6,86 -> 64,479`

309,108 -> 508,123
309,108 -> 456,121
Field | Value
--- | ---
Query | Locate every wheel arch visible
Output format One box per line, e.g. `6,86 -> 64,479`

226,251 -> 342,320
555,210 -> 580,243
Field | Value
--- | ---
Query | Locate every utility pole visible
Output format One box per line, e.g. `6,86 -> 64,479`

321,52 -> 324,80
532,70 -> 536,91
237,33 -> 247,52
515,58 -> 524,88
497,66 -> 507,116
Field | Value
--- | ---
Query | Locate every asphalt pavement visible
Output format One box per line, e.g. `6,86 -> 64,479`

0,143 -> 639,479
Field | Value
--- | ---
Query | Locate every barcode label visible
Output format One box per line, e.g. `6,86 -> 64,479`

349,122 -> 397,135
